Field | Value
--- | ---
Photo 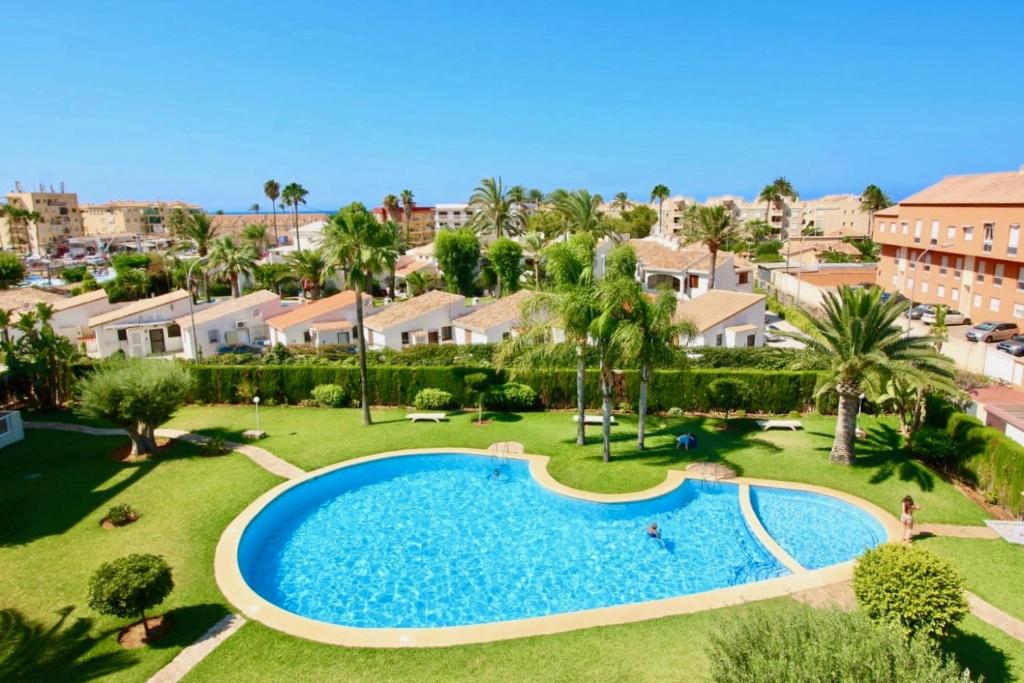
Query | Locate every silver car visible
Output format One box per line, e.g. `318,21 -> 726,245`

965,321 -> 1021,343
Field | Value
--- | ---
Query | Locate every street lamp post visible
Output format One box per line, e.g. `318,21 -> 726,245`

253,396 -> 261,434
905,242 -> 954,337
186,256 -> 208,361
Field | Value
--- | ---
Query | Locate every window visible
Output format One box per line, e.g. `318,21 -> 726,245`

983,223 -> 994,252
303,330 -> 311,343
1019,266 -> 1024,291
715,333 -> 723,347
117,329 -> 128,342
167,323 -> 181,338
955,257 -> 963,278
336,332 -> 350,344
973,294 -> 982,309
502,331 -> 511,340
441,326 -> 453,342
901,222 -> 909,235
738,272 -> 750,285
879,222 -> 886,234
930,220 -> 940,245
937,285 -> 945,298
963,225 -> 974,241
977,260 -> 986,282
913,220 -> 922,243
939,255 -> 948,275
401,331 -> 410,345
947,225 -> 957,240
990,297 -> 1001,313
1015,303 -> 1024,319
208,329 -> 219,343
906,278 -> 914,291
746,334 -> 756,347
891,273 -> 899,285
952,289 -> 960,302
994,263 -> 1004,286
688,274 -> 700,288
923,253 -> 931,271
921,281 -> 929,294
1010,225 -> 1021,256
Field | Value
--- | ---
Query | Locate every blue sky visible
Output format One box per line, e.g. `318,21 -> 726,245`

2,1 -> 1023,211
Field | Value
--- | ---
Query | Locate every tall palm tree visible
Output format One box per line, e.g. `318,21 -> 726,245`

382,193 -> 400,223
179,213 -> 218,257
281,182 -> 308,251
590,278 -> 632,462
521,230 -> 549,284
404,270 -> 439,296
527,188 -> 545,209
789,286 -> 954,464
611,191 -> 632,213
757,183 -> 782,226
249,203 -> 260,214
1,205 -> 42,254
680,205 -> 741,290
209,237 -> 258,298
650,184 -> 670,235
322,203 -> 392,426
468,177 -> 525,240
860,184 -> 893,238
399,189 -> 415,243
379,219 -> 404,299
242,223 -> 269,252
166,207 -> 191,237
615,284 -> 697,449
550,189 -> 614,241
285,248 -> 330,300
264,180 -> 281,246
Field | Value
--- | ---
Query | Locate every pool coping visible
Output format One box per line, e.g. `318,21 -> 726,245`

214,447 -> 903,648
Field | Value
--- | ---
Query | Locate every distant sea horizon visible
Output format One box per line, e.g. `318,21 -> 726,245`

211,208 -> 336,216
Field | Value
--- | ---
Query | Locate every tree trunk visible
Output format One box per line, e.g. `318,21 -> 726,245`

354,282 -> 372,426
389,265 -> 396,300
271,204 -> 278,245
576,346 -> 586,446
830,386 -> 859,465
637,364 -> 650,450
294,207 -> 302,252
533,259 -> 541,286
911,388 -> 926,435
128,423 -> 154,456
708,248 -> 718,290
140,610 -> 150,637
230,274 -> 240,298
601,363 -> 613,463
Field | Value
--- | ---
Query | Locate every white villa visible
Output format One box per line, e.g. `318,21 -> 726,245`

50,289 -> 125,347
673,290 -> 767,348
452,289 -> 536,344
266,290 -> 374,347
622,238 -> 752,300
177,289 -> 288,360
363,290 -> 470,350
86,289 -> 194,358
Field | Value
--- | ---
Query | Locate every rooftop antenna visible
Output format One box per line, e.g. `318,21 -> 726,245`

60,181 -> 65,193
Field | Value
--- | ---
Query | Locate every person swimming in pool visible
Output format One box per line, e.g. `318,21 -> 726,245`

646,522 -> 661,539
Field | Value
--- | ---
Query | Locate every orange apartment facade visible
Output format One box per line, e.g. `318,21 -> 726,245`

874,170 -> 1024,322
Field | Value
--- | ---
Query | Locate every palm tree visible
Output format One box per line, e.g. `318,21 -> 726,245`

399,189 -> 415,243
527,188 -> 545,209
860,184 -> 893,238
757,184 -> 782,227
650,184 -> 670,235
0,205 -> 42,254
285,248 -> 330,299
615,284 -> 697,449
166,207 -> 191,236
0,308 -> 13,344
281,182 -> 308,251
242,223 -> 269,252
264,180 -> 281,245
404,270 -> 439,296
680,205 -> 741,290
611,191 -> 632,213
789,286 -> 954,464
590,278 -> 632,462
179,213 -> 217,257
379,219 -> 404,299
382,194 -> 399,223
322,203 -> 392,426
521,230 -> 549,284
249,203 -> 260,214
468,177 -> 525,240
209,237 -> 258,298
550,189 -> 614,241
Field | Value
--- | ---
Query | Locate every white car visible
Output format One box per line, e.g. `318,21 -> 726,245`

921,309 -> 970,326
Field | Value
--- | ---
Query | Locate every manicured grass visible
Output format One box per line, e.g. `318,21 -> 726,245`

916,536 -> 1024,622
165,406 -> 986,525
0,430 -> 279,682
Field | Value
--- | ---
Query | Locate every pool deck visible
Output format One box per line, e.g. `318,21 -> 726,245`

214,447 -> 903,648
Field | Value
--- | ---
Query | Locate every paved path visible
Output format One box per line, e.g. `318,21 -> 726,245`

917,523 -> 1001,540
969,594 -> 1024,641
146,614 -> 246,683
24,421 -> 305,481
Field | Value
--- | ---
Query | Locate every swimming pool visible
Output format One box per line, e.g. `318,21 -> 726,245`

232,451 -> 888,635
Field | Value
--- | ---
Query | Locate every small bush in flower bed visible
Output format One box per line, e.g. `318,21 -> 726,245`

413,388 -> 455,411
310,384 -> 349,408
106,504 -> 139,527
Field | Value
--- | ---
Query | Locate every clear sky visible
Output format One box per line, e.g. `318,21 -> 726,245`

2,1 -> 1023,211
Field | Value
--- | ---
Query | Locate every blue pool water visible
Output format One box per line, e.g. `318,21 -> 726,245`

750,487 -> 886,570
238,453 -> 884,628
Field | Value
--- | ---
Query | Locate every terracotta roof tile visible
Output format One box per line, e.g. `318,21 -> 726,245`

265,290 -> 370,330
673,291 -> 765,332
364,290 -> 464,330
900,170 -> 1024,205
174,290 -> 279,327
88,290 -> 191,328
452,290 -> 536,332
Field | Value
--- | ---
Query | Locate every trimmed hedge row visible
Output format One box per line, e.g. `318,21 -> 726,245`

942,413 -> 1024,515
190,364 -> 823,414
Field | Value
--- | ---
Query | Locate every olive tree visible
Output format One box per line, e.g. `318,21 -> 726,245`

76,360 -> 193,456
88,554 -> 174,639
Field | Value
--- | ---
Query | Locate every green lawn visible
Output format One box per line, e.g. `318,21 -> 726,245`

165,406 -> 986,525
3,408 -> 1014,682
917,536 -> 1024,622
0,430 -> 279,682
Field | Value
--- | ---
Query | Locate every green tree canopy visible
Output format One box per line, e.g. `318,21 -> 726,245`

603,244 -> 637,280
487,238 -> 523,296
0,253 -> 26,288
434,228 -> 481,296
88,554 -> 173,638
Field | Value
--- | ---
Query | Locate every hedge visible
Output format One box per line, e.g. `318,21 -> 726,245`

190,365 -> 822,414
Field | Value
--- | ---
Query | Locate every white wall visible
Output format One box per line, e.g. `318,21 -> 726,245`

453,322 -> 514,345
268,302 -> 375,347
983,347 -> 1024,387
52,298 -> 124,346
181,299 -> 288,360
367,304 -> 469,350
686,301 -> 766,348
91,299 -> 195,358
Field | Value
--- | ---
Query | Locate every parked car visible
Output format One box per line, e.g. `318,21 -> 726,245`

880,291 -> 907,305
921,309 -> 970,326
996,335 -> 1024,357
903,304 -> 934,320
764,324 -> 786,344
965,321 -> 1021,343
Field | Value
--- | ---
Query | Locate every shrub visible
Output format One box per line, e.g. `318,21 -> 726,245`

106,503 -> 139,526
310,383 -> 349,408
434,228 -> 481,295
87,554 -> 174,637
483,383 -> 539,411
59,264 -> 88,282
708,378 -> 748,418
666,407 -> 684,417
853,544 -> 968,640
202,437 -> 230,456
413,388 -> 454,411
941,412 -> 1024,514
0,252 -> 26,288
909,427 -> 958,467
706,606 -> 971,683
488,238 -> 524,294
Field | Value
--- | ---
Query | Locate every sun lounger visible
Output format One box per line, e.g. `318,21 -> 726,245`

405,413 -> 448,423
573,415 -> 617,425
756,419 -> 803,431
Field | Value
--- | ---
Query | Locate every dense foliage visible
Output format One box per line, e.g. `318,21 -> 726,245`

0,253 -> 26,288
435,228 -> 481,295
412,388 -> 455,411
309,383 -> 349,408
853,544 -> 968,640
706,606 -> 972,682
58,264 -> 88,282
87,554 -> 174,635
2,304 -> 80,410
487,238 -> 523,295
105,503 -> 139,526
482,383 -> 539,411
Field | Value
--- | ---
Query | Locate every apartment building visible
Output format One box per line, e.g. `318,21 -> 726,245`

800,194 -> 870,236
81,200 -> 201,236
434,203 -> 474,231
0,183 -> 83,254
373,205 -> 435,247
706,194 -> 802,240
874,169 -> 1024,323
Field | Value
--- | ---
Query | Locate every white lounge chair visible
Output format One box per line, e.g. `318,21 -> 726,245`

405,413 -> 448,423
756,419 -> 802,431
573,415 -> 617,425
